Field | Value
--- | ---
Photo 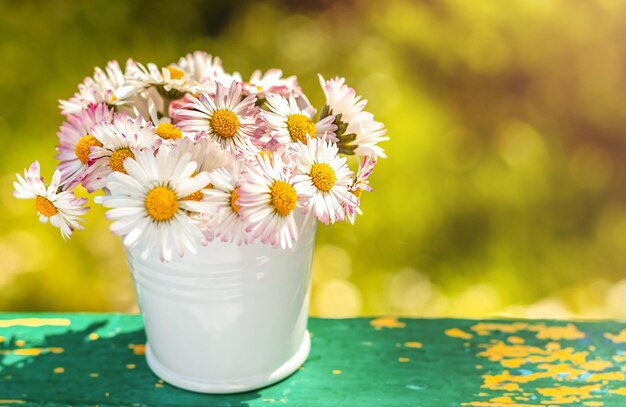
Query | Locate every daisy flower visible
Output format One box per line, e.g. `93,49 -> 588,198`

238,152 -> 307,249
177,51 -> 224,83
59,60 -> 131,115
239,69 -> 301,99
158,138 -> 230,242
13,161 -> 89,239
126,62 -> 196,100
353,118 -> 389,158
55,103 -> 114,190
98,148 -> 213,262
83,114 -> 161,192
291,137 -> 356,225
344,155 -> 376,224
176,82 -> 260,157
175,51 -> 235,94
167,137 -> 231,174
145,96 -> 197,145
202,159 -> 251,245
261,92 -> 337,146
318,75 -> 389,157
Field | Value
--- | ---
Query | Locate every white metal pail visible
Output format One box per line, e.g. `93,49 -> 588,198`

125,214 -> 316,393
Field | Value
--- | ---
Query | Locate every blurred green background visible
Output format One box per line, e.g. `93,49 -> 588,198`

2,0 -> 626,319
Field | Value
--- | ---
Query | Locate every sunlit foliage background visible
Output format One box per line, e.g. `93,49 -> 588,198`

2,0 -> 626,318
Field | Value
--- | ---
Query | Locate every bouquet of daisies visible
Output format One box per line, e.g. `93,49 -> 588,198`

13,51 -> 387,262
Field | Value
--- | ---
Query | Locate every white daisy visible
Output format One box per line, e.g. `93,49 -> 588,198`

261,92 -> 337,146
202,159 -> 251,245
238,152 -> 308,249
125,62 -> 196,100
239,69 -> 301,99
353,118 -> 389,158
177,51 -> 224,83
159,138 -> 230,242
344,155 -> 376,224
13,161 -> 89,239
83,114 -> 161,192
175,51 -> 236,94
167,137 -> 231,174
291,137 -> 356,225
318,75 -> 389,157
175,82 -> 260,157
98,148 -> 213,262
55,103 -> 114,190
59,60 -> 131,115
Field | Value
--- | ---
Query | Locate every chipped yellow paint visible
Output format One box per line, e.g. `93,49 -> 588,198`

398,357 -> 410,362
491,396 -> 515,403
609,388 -> 626,395
369,316 -> 405,330
478,340 -> 589,369
461,402 -> 542,406
404,341 -> 422,348
89,373 -> 99,378
613,354 -> 626,363
580,360 -> 614,372
605,329 -> 626,344
515,396 -> 530,401
0,401 -> 25,405
126,364 -> 136,369
53,367 -> 64,374
464,321 -> 626,406
445,328 -> 473,339
0,347 -> 64,356
128,343 -> 145,355
531,323 -> 585,340
88,333 -> 99,341
0,318 -> 70,328
471,322 -> 530,336
537,384 -> 601,404
471,321 -> 585,340
14,340 -> 25,347
332,370 -> 342,374
585,371 -> 625,382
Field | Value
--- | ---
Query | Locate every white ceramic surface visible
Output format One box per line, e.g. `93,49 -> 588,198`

125,213 -> 317,394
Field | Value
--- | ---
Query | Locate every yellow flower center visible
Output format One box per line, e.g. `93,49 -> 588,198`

352,189 -> 363,199
230,187 -> 241,213
167,66 -> 185,80
210,109 -> 240,139
310,163 -> 336,192
145,186 -> 179,221
286,114 -> 316,143
75,135 -> 103,164
155,123 -> 182,140
270,181 -> 297,216
109,148 -> 134,173
35,195 -> 57,217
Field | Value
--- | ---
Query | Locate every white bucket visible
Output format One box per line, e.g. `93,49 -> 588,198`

125,214 -> 317,393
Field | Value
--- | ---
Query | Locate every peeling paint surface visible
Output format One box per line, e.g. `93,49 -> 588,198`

1,314 -> 626,405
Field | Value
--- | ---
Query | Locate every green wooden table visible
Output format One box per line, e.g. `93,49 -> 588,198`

1,314 -> 626,406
